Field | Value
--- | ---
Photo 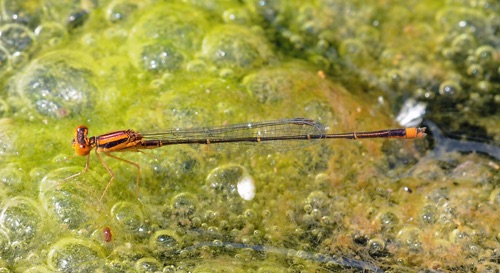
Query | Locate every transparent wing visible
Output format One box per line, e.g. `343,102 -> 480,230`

140,118 -> 327,150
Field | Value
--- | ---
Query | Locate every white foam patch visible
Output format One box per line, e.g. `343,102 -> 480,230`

396,98 -> 427,127
237,175 -> 255,201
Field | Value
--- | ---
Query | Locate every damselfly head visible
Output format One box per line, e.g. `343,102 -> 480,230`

72,125 -> 91,156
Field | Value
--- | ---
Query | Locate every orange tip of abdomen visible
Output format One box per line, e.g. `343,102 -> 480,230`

405,127 -> 427,139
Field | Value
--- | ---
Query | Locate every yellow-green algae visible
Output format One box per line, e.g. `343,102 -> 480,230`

0,0 -> 498,272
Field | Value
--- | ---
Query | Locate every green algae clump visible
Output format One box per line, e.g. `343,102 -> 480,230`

0,1 -> 497,273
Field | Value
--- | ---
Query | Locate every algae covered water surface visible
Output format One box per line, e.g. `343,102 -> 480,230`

0,1 -> 498,272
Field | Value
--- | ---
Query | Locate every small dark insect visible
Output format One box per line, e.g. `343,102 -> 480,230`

67,9 -> 89,30
403,186 -> 413,193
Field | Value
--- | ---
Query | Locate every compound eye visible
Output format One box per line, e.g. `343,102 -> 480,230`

74,143 -> 91,156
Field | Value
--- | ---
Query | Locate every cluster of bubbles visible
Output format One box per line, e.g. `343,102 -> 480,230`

250,1 -> 499,138
0,0 -> 99,118
0,0 -> 497,272
1,152 -> 497,272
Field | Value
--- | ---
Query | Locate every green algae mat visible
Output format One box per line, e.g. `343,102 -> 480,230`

0,1 -> 498,272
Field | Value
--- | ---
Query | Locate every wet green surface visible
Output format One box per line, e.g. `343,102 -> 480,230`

0,1 -> 498,272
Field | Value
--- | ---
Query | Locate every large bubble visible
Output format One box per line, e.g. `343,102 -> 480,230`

14,50 -> 98,118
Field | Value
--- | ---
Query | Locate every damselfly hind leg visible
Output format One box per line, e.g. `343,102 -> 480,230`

98,152 -> 141,202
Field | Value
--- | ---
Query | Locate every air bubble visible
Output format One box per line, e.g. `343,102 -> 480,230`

419,205 -> 437,224
451,33 -> 476,54
438,80 -> 462,98
0,165 -> 27,193
140,42 -> 184,73
40,189 -> 91,229
10,51 -> 28,68
339,39 -> 368,64
305,191 -> 328,210
186,59 -> 207,72
171,192 -> 198,217
15,51 -> 98,118
150,146 -> 203,189
128,3 -> 209,54
377,211 -> 400,231
47,238 -> 106,272
476,80 -> 492,93
368,238 -> 385,255
206,164 -> 247,199
466,64 -> 484,78
243,69 -> 291,104
201,25 -> 274,72
135,257 -> 162,272
397,226 -> 423,252
0,23 -> 37,54
111,201 -> 144,233
0,197 -> 43,242
149,229 -> 181,252
106,0 -> 139,23
34,23 -> 68,47
475,45 -> 496,65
